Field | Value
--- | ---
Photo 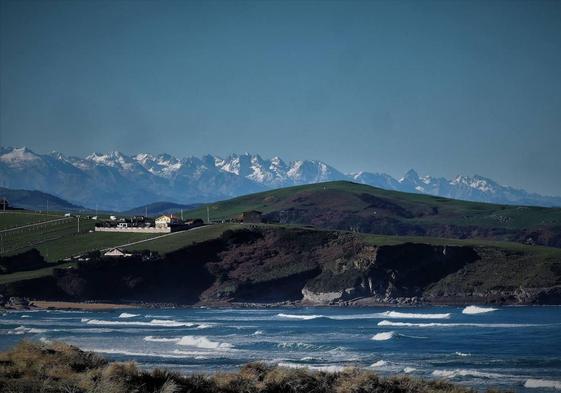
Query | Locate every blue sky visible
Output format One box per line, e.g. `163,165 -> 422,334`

1,0 -> 560,195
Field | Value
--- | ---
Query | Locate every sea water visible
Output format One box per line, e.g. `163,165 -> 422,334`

1,306 -> 560,392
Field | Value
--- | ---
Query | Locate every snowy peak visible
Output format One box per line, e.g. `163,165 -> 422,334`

0,146 -> 41,167
1,146 -> 560,210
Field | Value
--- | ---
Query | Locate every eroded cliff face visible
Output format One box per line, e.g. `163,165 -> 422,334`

2,227 -> 560,305
301,244 -> 479,304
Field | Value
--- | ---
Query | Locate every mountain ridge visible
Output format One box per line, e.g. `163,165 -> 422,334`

1,146 -> 560,210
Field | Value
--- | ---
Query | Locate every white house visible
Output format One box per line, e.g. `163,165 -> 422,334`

155,215 -> 180,228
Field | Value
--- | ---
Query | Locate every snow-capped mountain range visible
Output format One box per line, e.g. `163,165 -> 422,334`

1,146 -> 560,211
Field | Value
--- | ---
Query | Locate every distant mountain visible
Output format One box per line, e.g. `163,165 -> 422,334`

0,186 -> 83,212
1,146 -> 560,210
123,201 -> 202,217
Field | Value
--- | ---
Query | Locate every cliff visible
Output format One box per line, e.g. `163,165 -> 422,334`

2,227 -> 560,306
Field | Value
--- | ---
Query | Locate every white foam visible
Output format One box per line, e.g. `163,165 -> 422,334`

8,326 -> 47,335
85,348 -> 193,359
372,331 -> 395,341
278,342 -> 322,350
378,320 -> 533,328
432,369 -> 504,379
143,336 -> 180,343
462,306 -> 497,315
277,362 -> 344,373
277,313 -> 322,320
370,360 -> 388,367
253,330 -> 264,335
85,319 -> 195,327
455,352 -> 471,357
403,367 -> 416,373
176,335 -> 233,350
524,379 -> 561,390
118,312 -> 139,318
381,311 -> 450,319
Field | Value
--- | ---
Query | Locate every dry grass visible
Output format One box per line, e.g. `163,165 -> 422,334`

0,341 -> 508,393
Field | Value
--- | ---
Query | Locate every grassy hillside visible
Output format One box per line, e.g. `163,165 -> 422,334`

0,211 -> 160,263
183,181 -> 561,247
0,186 -> 83,211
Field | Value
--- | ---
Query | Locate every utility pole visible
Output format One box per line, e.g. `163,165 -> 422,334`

46,199 -> 49,214
77,216 -> 80,233
181,209 -> 183,221
207,206 -> 210,224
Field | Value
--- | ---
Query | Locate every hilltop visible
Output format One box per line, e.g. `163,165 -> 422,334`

186,181 -> 561,248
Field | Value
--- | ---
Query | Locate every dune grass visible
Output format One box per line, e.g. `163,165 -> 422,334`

0,340 -> 503,393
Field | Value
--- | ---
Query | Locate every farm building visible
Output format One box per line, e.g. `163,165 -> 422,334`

103,248 -> 131,258
241,210 -> 262,223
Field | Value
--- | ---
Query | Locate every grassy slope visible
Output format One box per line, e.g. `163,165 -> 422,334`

185,181 -> 561,230
0,211 -> 67,230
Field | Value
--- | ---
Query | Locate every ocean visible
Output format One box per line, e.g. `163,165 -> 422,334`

1,305 -> 560,392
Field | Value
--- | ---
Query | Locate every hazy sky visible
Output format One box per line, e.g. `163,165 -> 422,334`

1,0 -> 561,195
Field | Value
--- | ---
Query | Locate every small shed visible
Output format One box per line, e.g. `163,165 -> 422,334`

241,210 -> 262,223
103,248 -> 130,258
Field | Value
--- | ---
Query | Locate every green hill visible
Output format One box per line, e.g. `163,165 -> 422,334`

0,187 -> 84,212
184,181 -> 561,247
122,201 -> 201,216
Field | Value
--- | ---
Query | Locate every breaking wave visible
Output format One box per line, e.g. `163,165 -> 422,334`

462,306 -> 497,315
277,313 -> 322,320
277,362 -> 345,373
85,319 -> 196,327
378,320 -> 534,328
176,335 -> 233,350
455,352 -> 471,357
524,379 -> 561,390
371,331 -> 395,341
403,367 -> 416,373
7,326 -> 47,335
143,336 -> 180,343
380,311 -> 450,319
370,360 -> 388,367
277,311 -> 450,321
432,369 -> 505,379
118,313 -> 140,318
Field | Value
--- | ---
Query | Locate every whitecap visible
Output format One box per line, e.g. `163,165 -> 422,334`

455,352 -> 471,357
118,312 -> 139,318
381,311 -> 450,319
462,306 -> 497,315
277,362 -> 345,373
143,336 -> 180,343
8,326 -> 47,335
371,331 -> 395,341
370,360 -> 388,367
277,313 -> 322,320
524,379 -> 561,390
253,330 -> 264,335
432,369 -> 504,379
378,320 -> 534,328
85,319 -> 195,327
176,335 -> 233,350
403,367 -> 416,373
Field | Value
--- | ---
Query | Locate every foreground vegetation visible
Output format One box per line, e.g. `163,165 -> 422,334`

0,341 -> 502,393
